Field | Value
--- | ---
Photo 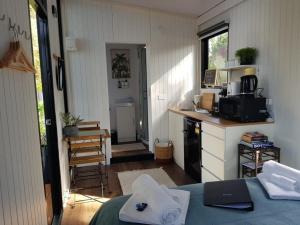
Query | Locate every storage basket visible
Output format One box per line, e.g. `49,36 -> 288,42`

154,139 -> 173,163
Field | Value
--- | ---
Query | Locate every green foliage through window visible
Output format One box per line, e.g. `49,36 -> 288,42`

208,32 -> 228,69
30,5 -> 47,146
207,32 -> 228,85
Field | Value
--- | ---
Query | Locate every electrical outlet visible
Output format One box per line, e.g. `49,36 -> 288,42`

266,98 -> 273,105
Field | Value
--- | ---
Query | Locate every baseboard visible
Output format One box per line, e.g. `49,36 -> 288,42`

111,153 -> 154,164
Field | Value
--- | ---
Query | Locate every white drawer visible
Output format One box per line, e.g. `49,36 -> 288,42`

202,167 -> 220,183
202,132 -> 225,160
202,150 -> 224,180
202,122 -> 225,140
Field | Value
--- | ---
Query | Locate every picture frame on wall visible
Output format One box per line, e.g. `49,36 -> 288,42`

111,49 -> 131,79
203,69 -> 217,87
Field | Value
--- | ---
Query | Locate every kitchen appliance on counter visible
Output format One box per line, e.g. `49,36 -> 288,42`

240,68 -> 258,94
184,117 -> 201,182
227,81 -> 241,96
219,95 -> 268,122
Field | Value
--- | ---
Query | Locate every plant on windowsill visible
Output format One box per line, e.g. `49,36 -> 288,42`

235,47 -> 257,65
60,112 -> 83,137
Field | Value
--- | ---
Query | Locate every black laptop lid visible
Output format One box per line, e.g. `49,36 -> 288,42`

204,179 -> 254,211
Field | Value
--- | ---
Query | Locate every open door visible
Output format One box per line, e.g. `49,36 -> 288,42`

29,1 -> 63,224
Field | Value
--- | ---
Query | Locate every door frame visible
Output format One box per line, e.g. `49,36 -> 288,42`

104,42 -> 153,155
29,0 -> 63,222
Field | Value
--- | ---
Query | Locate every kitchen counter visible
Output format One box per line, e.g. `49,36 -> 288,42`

169,107 -> 273,128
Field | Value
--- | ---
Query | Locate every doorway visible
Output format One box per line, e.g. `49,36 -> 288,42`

29,1 -> 63,224
105,44 -> 151,162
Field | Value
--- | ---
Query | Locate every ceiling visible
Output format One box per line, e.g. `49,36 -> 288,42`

111,0 -> 225,17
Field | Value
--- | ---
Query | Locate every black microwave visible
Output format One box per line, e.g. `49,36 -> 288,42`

219,95 -> 268,122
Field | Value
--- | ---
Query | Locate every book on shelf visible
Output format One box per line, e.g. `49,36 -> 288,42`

240,140 -> 274,149
243,132 -> 265,137
241,132 -> 268,143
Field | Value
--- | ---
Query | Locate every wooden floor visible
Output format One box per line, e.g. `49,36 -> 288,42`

61,160 -> 195,225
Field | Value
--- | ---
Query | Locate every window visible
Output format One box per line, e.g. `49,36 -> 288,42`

200,28 -> 229,88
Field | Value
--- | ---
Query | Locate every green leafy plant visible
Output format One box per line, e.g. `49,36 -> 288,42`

235,47 -> 257,65
60,112 -> 83,127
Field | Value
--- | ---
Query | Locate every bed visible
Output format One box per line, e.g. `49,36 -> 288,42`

89,179 -> 300,225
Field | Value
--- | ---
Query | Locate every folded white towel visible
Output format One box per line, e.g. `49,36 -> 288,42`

258,173 -> 300,200
131,174 -> 181,225
160,186 -> 190,225
270,173 -> 297,191
119,174 -> 190,225
263,160 -> 300,182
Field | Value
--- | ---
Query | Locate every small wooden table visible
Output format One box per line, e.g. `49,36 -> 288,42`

65,129 -> 111,141
64,128 -> 111,204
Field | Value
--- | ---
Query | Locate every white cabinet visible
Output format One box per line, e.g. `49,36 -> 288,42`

116,104 -> 136,143
168,110 -> 275,183
168,111 -> 184,170
202,167 -> 220,182
201,121 -> 275,183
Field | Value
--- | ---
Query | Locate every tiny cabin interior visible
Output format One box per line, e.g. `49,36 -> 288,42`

1,0 -> 300,225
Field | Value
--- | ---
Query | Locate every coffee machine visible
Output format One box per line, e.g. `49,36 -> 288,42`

240,68 -> 258,95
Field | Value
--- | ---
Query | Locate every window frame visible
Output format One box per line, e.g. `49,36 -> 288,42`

200,28 -> 229,89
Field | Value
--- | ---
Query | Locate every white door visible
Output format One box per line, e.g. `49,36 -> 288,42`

116,105 -> 136,143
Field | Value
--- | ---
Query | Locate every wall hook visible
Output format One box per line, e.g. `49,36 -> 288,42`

17,25 -> 25,36
24,31 -> 31,40
0,14 -> 5,21
13,26 -> 18,41
8,17 -> 16,31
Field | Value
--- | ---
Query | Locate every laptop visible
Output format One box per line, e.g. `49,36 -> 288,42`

204,179 -> 254,211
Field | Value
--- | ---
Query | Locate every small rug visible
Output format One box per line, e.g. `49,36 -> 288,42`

117,167 -> 177,195
112,143 -> 146,153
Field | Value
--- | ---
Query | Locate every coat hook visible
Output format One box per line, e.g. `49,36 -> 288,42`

17,25 -> 25,36
24,31 -> 31,40
0,14 -> 5,21
8,17 -> 16,31
13,27 -> 18,41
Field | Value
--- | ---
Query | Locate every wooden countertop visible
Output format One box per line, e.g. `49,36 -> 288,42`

169,108 -> 273,128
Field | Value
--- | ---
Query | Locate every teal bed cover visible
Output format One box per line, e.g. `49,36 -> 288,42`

90,179 -> 300,225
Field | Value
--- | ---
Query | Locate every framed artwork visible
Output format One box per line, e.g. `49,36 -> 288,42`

111,49 -> 131,79
203,69 -> 217,87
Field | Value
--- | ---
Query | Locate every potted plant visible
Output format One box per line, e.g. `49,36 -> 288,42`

60,112 -> 83,137
235,47 -> 257,65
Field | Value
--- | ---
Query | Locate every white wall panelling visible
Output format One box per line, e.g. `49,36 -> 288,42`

0,0 -> 47,224
62,0 -> 198,156
200,0 -> 300,169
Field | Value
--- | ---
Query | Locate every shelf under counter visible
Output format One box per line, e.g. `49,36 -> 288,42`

168,107 -> 273,128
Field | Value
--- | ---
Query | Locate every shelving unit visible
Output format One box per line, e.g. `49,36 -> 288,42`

218,65 -> 258,83
218,65 -> 258,72
238,143 -> 280,178
64,122 -> 111,207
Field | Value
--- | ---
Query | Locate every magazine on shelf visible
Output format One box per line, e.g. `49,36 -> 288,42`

240,140 -> 274,149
